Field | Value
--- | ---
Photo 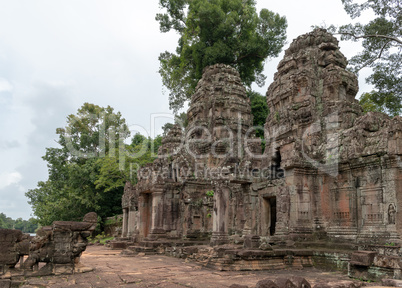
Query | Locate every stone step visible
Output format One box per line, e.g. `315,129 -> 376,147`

127,245 -> 156,255
138,240 -> 209,248
114,237 -> 131,241
110,241 -> 129,250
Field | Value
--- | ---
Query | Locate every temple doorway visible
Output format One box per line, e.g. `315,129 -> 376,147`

262,196 -> 277,236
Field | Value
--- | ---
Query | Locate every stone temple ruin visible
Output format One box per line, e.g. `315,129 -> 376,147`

119,29 -> 402,281
0,212 -> 96,281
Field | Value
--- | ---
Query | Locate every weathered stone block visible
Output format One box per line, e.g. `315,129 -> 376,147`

244,235 -> 260,249
382,279 -> 402,287
374,255 -> 402,269
350,251 -> 376,266
289,276 -> 311,288
0,229 -> 23,267
256,279 -> 279,288
274,277 -> 297,288
0,279 -> 11,288
312,284 -> 331,288
0,229 -> 22,243
53,263 -> 74,275
110,241 -> 128,250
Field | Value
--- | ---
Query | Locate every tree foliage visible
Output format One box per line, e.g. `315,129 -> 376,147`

0,213 -> 38,233
248,90 -> 269,139
338,0 -> 401,116
26,103 -> 131,226
161,112 -> 188,136
156,0 -> 287,112
26,102 -> 165,228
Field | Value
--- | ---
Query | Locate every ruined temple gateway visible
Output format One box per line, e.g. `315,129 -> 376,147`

121,29 -> 402,254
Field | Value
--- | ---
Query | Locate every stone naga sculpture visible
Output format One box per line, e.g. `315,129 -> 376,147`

0,229 -> 30,273
23,212 -> 97,273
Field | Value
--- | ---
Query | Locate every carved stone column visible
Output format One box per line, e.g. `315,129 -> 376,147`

127,207 -> 137,237
148,187 -> 166,239
210,182 -> 229,246
122,208 -> 128,237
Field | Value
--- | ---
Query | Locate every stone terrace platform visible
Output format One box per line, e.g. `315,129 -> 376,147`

6,245 -> 401,288
111,237 -> 402,283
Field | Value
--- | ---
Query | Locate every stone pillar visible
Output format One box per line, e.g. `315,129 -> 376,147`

250,191 -> 259,235
242,188 -> 252,236
122,208 -> 128,237
148,188 -> 166,239
127,208 -> 137,236
210,184 -> 229,246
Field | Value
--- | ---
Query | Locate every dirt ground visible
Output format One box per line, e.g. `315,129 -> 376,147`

17,245 -> 392,288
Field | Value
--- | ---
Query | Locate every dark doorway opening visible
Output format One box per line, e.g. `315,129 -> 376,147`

262,196 -> 277,236
268,197 -> 277,235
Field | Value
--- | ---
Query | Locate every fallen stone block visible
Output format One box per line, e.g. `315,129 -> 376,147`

274,277 -> 297,288
256,279 -> 279,288
322,281 -> 359,288
312,284 -> 331,288
289,276 -> 311,288
382,279 -> 402,287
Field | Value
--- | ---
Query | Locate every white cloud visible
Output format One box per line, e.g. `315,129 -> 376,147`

0,172 -> 22,190
0,140 -> 20,149
0,77 -> 13,93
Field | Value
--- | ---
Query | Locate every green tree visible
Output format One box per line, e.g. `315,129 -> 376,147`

156,0 -> 287,112
248,90 -> 268,139
57,102 -> 129,159
131,133 -> 147,147
0,212 -> 14,229
338,0 -> 401,116
123,134 -> 163,184
0,213 -> 38,233
161,112 -> 188,136
174,112 -> 188,128
26,103 -> 130,226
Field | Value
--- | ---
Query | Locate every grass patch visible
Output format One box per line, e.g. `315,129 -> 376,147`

88,232 -> 114,244
104,217 -> 122,226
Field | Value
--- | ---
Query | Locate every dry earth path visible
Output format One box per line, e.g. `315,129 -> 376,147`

19,245 -> 392,288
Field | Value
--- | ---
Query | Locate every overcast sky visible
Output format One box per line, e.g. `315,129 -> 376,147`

0,0 -> 373,220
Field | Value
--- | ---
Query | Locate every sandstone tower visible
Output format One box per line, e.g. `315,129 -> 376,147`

121,29 -> 402,249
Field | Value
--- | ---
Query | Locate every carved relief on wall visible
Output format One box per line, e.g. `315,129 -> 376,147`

388,204 -> 396,225
295,183 -> 311,224
361,187 -> 384,225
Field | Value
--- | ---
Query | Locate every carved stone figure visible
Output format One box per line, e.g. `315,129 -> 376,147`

388,204 -> 396,225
